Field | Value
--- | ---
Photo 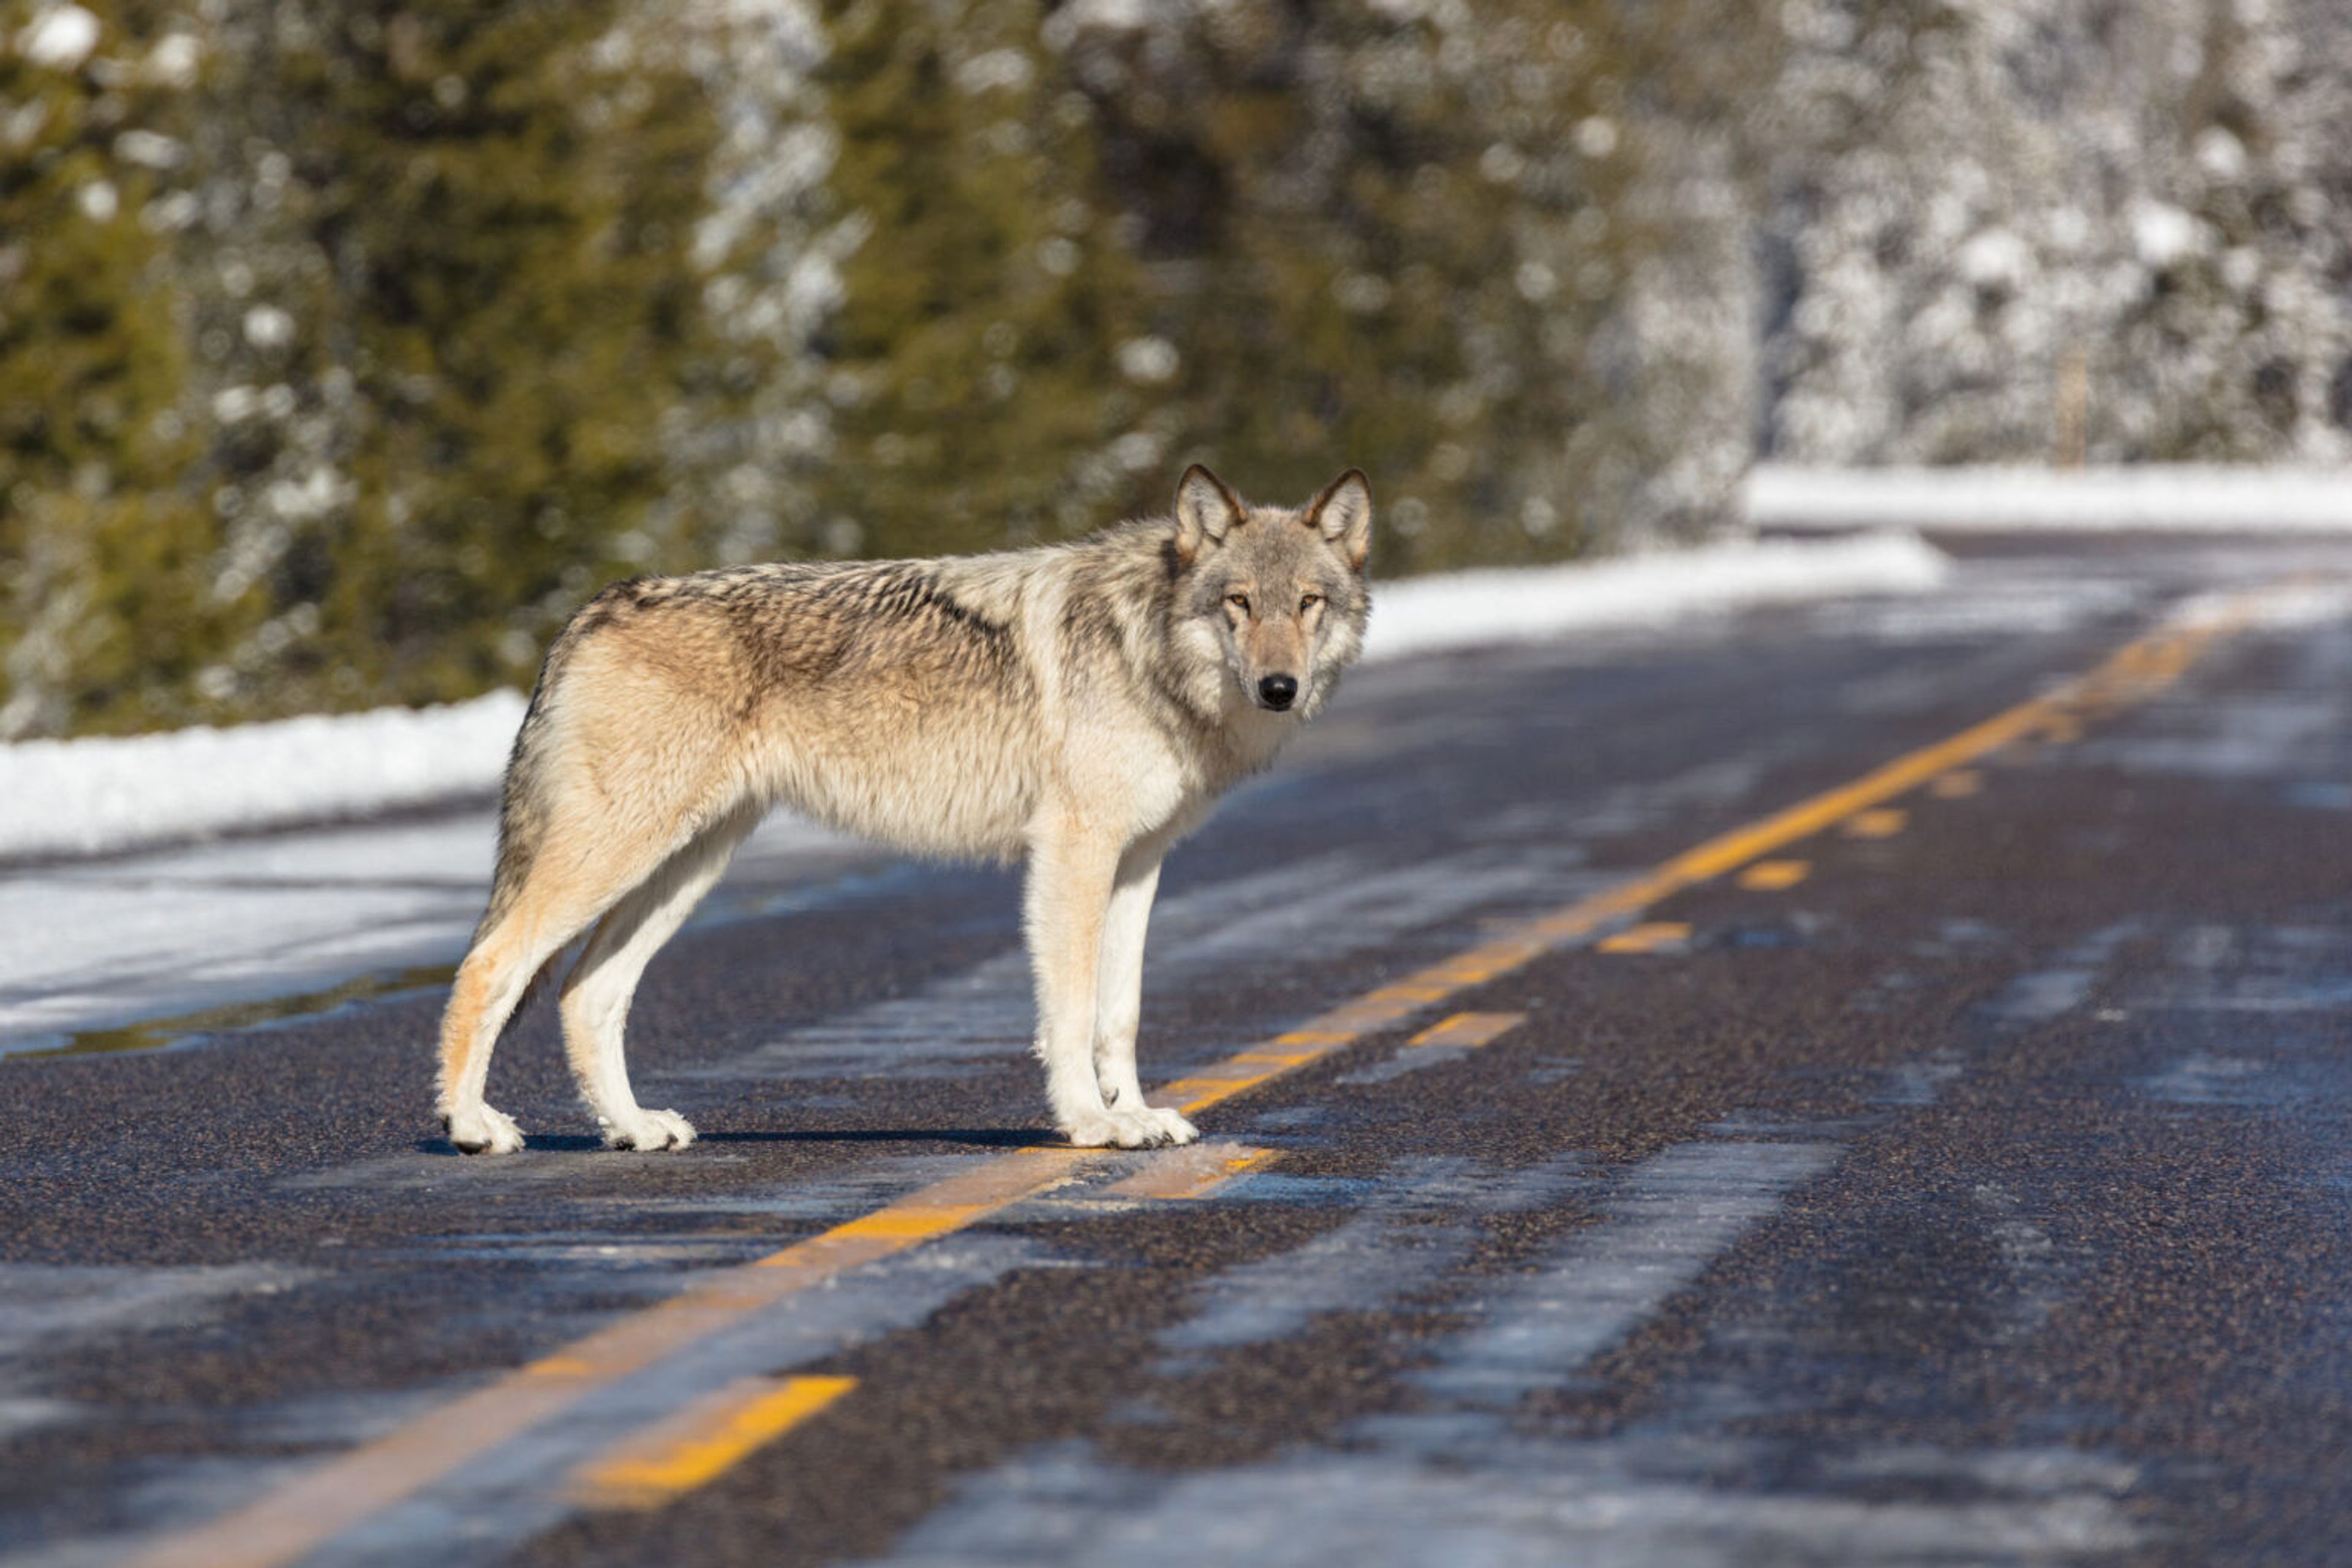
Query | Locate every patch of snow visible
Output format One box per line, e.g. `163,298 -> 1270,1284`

18,4 -> 99,70
144,30 -> 200,86
1114,336 -> 1179,384
1958,228 -> 2032,288
240,303 -> 295,349
1745,465 -> 2352,532
951,47 -> 1033,94
1363,532 -> 1950,664
2195,125 -> 2246,184
0,692 -> 527,863
2164,579 -> 2352,633
113,129 -> 184,169
2128,198 -> 2203,268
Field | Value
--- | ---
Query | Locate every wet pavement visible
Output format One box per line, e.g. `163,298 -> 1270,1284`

7,537 -> 2352,1566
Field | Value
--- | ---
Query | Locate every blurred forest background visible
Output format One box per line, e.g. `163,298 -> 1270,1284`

4,0 -> 2350,738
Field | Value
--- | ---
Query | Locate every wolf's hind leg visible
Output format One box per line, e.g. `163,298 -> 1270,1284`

1093,837 -> 1195,1145
437,796 -> 722,1153
560,804 -> 758,1152
437,920 -> 578,1155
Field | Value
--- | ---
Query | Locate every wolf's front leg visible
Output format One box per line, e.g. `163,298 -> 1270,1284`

1093,839 -> 1196,1145
1027,813 -> 1189,1148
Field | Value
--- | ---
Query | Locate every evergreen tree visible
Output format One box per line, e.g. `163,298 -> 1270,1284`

1065,2 -> 1629,571
815,0 -> 1777,573
22,0 -> 2352,743
1761,0 -> 2352,466
809,0 -> 1148,557
0,2 -> 236,737
192,0 -> 762,715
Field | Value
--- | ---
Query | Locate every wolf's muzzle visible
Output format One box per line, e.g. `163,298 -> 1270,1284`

1257,674 -> 1298,710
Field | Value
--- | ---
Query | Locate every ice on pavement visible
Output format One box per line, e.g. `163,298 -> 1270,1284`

0,810 -> 865,1049
0,533 -> 1947,865
0,817 -> 502,1047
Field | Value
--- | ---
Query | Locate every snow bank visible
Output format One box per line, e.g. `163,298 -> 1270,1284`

1363,530 -> 1948,663
1746,464 -> 2352,532
1,534 -> 1947,861
0,692 -> 528,862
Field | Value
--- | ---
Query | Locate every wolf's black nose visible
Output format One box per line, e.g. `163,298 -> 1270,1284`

1259,674 -> 1298,710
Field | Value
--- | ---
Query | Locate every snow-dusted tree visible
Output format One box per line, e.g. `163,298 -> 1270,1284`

658,0 -> 843,567
1761,0 -> 2352,466
183,0 -> 777,716
0,1 -> 241,737
1047,0 -> 1773,569
805,0 -> 1152,558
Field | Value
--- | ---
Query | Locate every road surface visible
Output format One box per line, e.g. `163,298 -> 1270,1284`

7,534 -> 2352,1567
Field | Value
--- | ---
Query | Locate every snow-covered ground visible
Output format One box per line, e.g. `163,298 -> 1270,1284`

1746,465 -> 2352,532
0,532 -> 1946,864
1366,530 -> 1944,662
0,692 -> 531,864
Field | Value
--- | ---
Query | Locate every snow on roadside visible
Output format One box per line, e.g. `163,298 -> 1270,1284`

0,532 -> 1948,862
1746,464 -> 2352,532
1363,530 -> 1946,664
1,692 -> 528,863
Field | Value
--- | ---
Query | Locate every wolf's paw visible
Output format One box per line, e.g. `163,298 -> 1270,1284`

602,1108 -> 698,1153
444,1104 -> 526,1156
1061,1105 -> 1199,1149
1139,1105 -> 1200,1146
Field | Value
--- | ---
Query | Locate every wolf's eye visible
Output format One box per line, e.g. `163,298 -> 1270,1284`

1226,592 -> 1250,613
1299,592 -> 1322,612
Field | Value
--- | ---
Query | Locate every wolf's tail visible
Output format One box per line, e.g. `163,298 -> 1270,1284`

475,601 -> 603,946
477,689 -> 554,944
469,636 -> 578,1014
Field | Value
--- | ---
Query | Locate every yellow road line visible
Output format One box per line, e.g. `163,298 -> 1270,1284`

1099,1141 -> 1283,1201
1842,807 -> 1908,839
125,589 -> 2270,1568
1596,922 -> 1694,954
124,1148 -> 1095,1568
1405,1012 -> 1528,1050
1928,769 -> 1982,799
1738,859 -> 1811,890
831,1204 -> 989,1241
1170,591 -> 2258,1119
573,1375 -> 856,1510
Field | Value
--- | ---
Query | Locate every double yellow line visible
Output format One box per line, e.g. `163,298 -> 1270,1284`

127,590 -> 2264,1568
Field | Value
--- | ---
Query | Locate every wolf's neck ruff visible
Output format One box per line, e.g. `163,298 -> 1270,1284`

435,465 -> 1374,1156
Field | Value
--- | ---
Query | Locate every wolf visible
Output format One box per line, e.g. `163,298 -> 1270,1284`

435,466 -> 1373,1155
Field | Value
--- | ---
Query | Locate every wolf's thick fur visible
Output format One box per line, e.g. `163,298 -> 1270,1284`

435,466 -> 1373,1154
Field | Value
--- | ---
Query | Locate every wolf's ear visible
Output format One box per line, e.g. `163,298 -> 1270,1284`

1174,464 -> 1244,565
1306,469 -> 1373,571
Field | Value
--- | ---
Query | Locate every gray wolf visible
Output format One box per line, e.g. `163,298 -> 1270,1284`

435,466 -> 1373,1154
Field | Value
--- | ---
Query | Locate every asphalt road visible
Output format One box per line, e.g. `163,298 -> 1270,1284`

9,535 -> 2352,1567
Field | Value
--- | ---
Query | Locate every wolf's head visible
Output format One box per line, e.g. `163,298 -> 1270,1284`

1166,464 -> 1372,723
